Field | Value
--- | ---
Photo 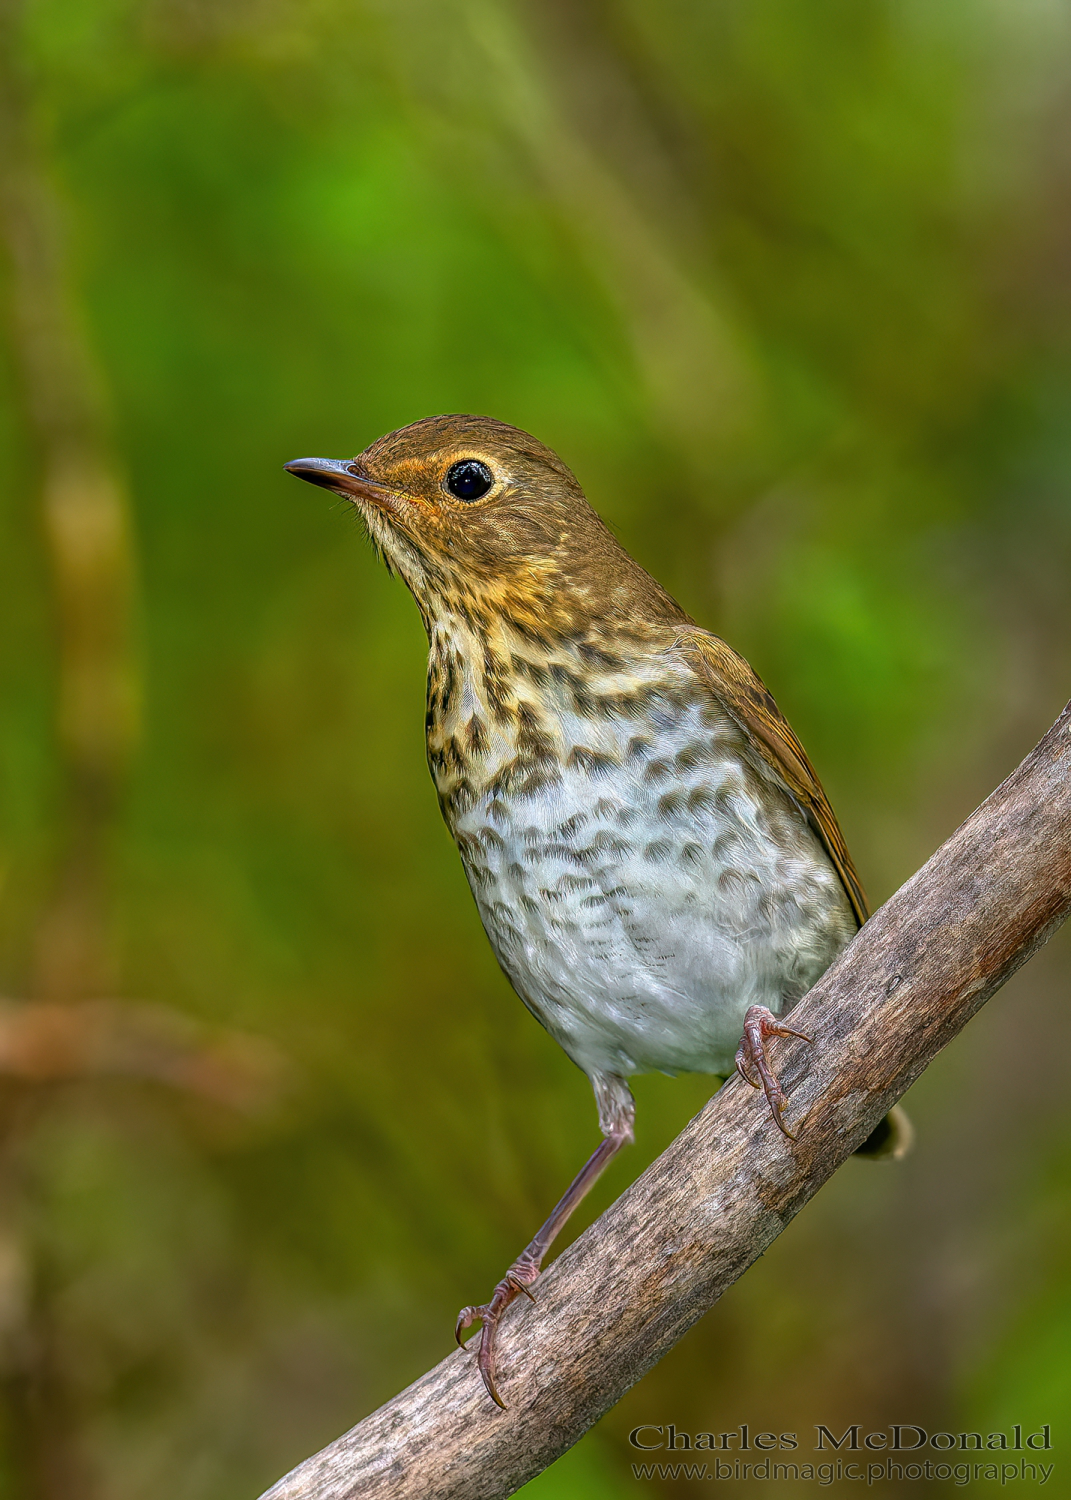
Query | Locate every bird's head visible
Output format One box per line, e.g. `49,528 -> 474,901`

285,414 -> 685,639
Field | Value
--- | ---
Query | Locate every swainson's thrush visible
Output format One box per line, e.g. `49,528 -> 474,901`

285,416 -> 907,1408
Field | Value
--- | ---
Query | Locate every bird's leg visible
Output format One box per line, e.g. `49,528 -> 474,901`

455,1073 -> 634,1409
735,1004 -> 813,1139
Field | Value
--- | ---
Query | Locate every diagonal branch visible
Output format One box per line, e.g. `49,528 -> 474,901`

261,701 -> 1071,1500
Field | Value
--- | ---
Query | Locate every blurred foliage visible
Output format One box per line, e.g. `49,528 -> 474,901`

0,0 -> 1070,1495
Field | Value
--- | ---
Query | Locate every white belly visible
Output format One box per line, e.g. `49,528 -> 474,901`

452,699 -> 854,1080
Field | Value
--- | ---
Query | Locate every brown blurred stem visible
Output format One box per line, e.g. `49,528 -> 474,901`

0,999 -> 289,1111
0,9 -> 138,1492
261,699 -> 1071,1500
0,0 -> 139,1002
0,15 -> 294,1498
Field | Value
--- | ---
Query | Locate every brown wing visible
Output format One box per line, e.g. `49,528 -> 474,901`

677,629 -> 869,926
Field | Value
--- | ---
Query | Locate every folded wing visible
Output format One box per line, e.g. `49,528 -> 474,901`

677,629 -> 869,927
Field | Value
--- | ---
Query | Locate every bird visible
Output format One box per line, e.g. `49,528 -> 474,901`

284,414 -> 908,1409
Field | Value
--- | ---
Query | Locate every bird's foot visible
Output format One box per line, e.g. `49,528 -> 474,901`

735,1004 -> 813,1139
455,1258 -> 540,1409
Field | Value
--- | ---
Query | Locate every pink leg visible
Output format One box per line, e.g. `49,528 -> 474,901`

455,1073 -> 634,1408
735,1004 -> 813,1139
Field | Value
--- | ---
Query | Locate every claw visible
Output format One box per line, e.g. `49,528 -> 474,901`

454,1303 -> 507,1406
478,1324 -> 507,1410
735,1054 -> 759,1089
454,1266 -> 539,1409
736,1005 -> 813,1139
454,1305 -> 479,1348
455,1300 -> 509,1407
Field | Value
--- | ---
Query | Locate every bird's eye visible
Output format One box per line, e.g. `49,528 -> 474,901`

444,459 -> 493,502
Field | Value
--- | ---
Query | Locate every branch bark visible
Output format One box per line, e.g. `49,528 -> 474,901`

261,701 -> 1071,1500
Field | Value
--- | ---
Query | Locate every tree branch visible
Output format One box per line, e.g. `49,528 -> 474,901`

260,701 -> 1071,1500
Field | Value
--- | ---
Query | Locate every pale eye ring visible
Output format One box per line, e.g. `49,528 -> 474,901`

445,459 -> 493,501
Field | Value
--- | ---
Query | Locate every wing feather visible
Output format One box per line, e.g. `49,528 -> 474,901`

676,630 -> 869,926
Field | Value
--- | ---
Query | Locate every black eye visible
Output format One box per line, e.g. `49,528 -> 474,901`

445,459 -> 493,501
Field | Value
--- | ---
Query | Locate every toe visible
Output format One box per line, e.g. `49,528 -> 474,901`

455,1304 -> 484,1346
735,1049 -> 759,1088
478,1333 -> 507,1410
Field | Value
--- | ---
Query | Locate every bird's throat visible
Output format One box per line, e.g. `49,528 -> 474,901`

424,610 -> 692,828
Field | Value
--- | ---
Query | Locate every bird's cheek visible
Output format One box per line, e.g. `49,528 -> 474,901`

379,490 -> 437,529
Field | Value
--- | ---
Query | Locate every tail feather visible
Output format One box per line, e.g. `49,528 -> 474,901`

854,1104 -> 914,1160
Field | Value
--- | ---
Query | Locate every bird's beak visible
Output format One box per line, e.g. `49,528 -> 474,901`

284,456 -> 396,509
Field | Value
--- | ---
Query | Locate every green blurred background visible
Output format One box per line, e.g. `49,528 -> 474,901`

0,1 -> 1070,1495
